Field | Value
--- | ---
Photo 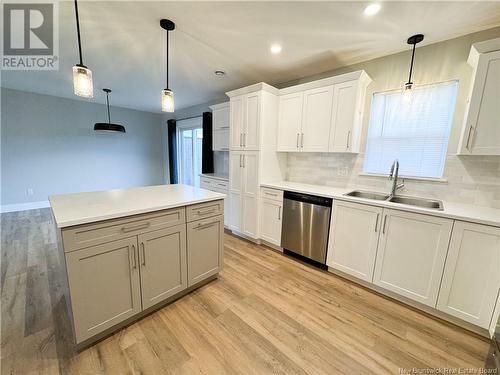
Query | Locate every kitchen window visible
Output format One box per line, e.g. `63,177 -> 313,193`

177,117 -> 203,187
363,81 -> 458,179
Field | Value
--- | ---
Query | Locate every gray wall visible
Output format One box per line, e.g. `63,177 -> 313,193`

1,88 -> 165,207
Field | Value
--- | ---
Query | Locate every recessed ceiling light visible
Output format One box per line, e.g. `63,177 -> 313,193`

364,3 -> 381,16
214,70 -> 226,76
270,44 -> 282,54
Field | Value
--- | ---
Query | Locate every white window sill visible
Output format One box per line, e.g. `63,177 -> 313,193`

358,173 -> 448,183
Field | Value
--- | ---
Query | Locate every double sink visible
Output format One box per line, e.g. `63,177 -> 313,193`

345,190 -> 444,210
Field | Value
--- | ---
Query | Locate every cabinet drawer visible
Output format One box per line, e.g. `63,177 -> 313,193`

200,177 -> 215,187
187,200 -> 224,222
212,180 -> 228,191
62,208 -> 186,252
260,187 -> 283,202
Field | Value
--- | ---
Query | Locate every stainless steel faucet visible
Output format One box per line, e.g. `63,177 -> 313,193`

389,160 -> 404,197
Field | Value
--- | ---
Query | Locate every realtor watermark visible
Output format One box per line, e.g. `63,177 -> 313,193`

399,368 -> 498,374
1,0 -> 59,69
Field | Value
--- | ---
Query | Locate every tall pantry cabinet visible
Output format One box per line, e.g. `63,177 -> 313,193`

226,83 -> 286,240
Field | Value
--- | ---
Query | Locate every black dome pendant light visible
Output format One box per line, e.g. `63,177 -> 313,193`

160,19 -> 175,112
94,89 -> 126,133
72,0 -> 93,98
404,34 -> 424,91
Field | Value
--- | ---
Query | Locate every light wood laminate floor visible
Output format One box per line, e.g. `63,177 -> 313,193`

1,208 -> 490,374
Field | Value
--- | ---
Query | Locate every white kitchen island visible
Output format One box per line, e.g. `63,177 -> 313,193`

50,184 -> 225,347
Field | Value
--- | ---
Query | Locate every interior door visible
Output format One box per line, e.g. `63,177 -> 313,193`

229,151 -> 243,231
373,209 -> 452,307
138,225 -> 187,310
301,86 -> 334,152
277,92 -> 303,152
65,237 -> 141,343
327,201 -> 383,282
243,92 -> 260,150
242,151 -> 259,238
329,80 -> 358,152
230,95 -> 244,150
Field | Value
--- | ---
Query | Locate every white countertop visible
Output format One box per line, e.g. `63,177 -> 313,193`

200,173 -> 229,181
261,181 -> 500,228
49,184 -> 226,228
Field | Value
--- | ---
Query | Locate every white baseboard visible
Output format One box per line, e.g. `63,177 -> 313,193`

1,200 -> 50,213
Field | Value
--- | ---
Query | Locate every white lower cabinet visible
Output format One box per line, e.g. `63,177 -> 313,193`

327,201 -> 383,282
138,225 -> 187,310
65,237 -> 142,343
437,221 -> 500,329
373,209 -> 453,307
187,215 -> 224,286
260,198 -> 283,246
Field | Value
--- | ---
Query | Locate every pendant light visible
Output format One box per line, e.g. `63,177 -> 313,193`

72,0 -> 93,98
94,89 -> 126,133
403,34 -> 424,92
160,19 -> 175,112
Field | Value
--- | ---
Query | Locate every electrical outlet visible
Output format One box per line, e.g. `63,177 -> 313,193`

26,188 -> 34,196
337,167 -> 349,177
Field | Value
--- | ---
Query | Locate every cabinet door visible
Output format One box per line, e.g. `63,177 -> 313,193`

260,198 -> 283,246
373,209 -> 452,307
243,92 -> 260,150
138,225 -> 187,310
229,152 -> 243,231
327,201 -> 383,282
277,92 -> 303,152
212,104 -> 230,130
329,80 -> 359,153
65,237 -> 141,343
463,50 -> 500,155
230,95 -> 244,150
437,221 -> 500,328
213,129 -> 229,151
301,86 -> 334,152
242,151 -> 259,239
187,215 -> 224,286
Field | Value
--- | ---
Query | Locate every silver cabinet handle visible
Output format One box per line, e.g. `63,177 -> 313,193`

129,244 -> 137,270
296,133 -> 300,148
278,206 -> 281,220
243,133 -> 246,147
196,219 -> 218,230
141,242 -> 146,266
301,133 -> 304,148
122,222 -> 150,233
374,213 -> 379,232
346,130 -> 351,149
265,192 -> 278,197
239,133 -> 242,147
198,208 -> 216,215
239,154 -> 242,167
465,126 -> 473,151
382,215 -> 387,234
242,155 -> 245,168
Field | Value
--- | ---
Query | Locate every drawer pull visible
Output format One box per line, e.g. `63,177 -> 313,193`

121,222 -> 151,233
198,208 -> 216,215
141,242 -> 146,266
196,220 -> 218,230
217,183 -> 227,187
130,244 -> 137,270
265,192 -> 278,197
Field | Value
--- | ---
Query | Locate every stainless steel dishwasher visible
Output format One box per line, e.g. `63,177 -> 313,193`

281,191 -> 332,265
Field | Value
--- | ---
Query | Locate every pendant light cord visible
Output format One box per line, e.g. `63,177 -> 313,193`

407,42 -> 416,85
74,0 -> 84,66
106,93 -> 111,123
166,30 -> 169,89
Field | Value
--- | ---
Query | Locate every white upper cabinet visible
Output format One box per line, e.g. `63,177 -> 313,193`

277,92 -> 303,151
458,38 -> 500,155
373,209 -> 453,307
210,102 -> 230,151
329,80 -> 361,152
437,221 -> 500,329
301,86 -> 334,152
229,92 -> 261,151
276,70 -> 371,153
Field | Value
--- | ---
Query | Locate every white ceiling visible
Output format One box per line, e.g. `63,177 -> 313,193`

2,1 -> 500,113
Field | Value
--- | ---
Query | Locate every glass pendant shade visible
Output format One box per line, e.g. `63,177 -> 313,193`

73,65 -> 93,98
161,88 -> 175,112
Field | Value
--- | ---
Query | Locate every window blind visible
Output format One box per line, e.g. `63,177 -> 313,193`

363,81 -> 458,179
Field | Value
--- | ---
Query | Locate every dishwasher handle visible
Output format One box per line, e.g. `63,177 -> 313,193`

283,191 -> 332,207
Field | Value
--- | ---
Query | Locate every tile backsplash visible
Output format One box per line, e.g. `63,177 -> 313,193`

286,153 -> 500,208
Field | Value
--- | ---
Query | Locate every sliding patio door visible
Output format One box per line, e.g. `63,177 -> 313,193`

177,117 -> 203,187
